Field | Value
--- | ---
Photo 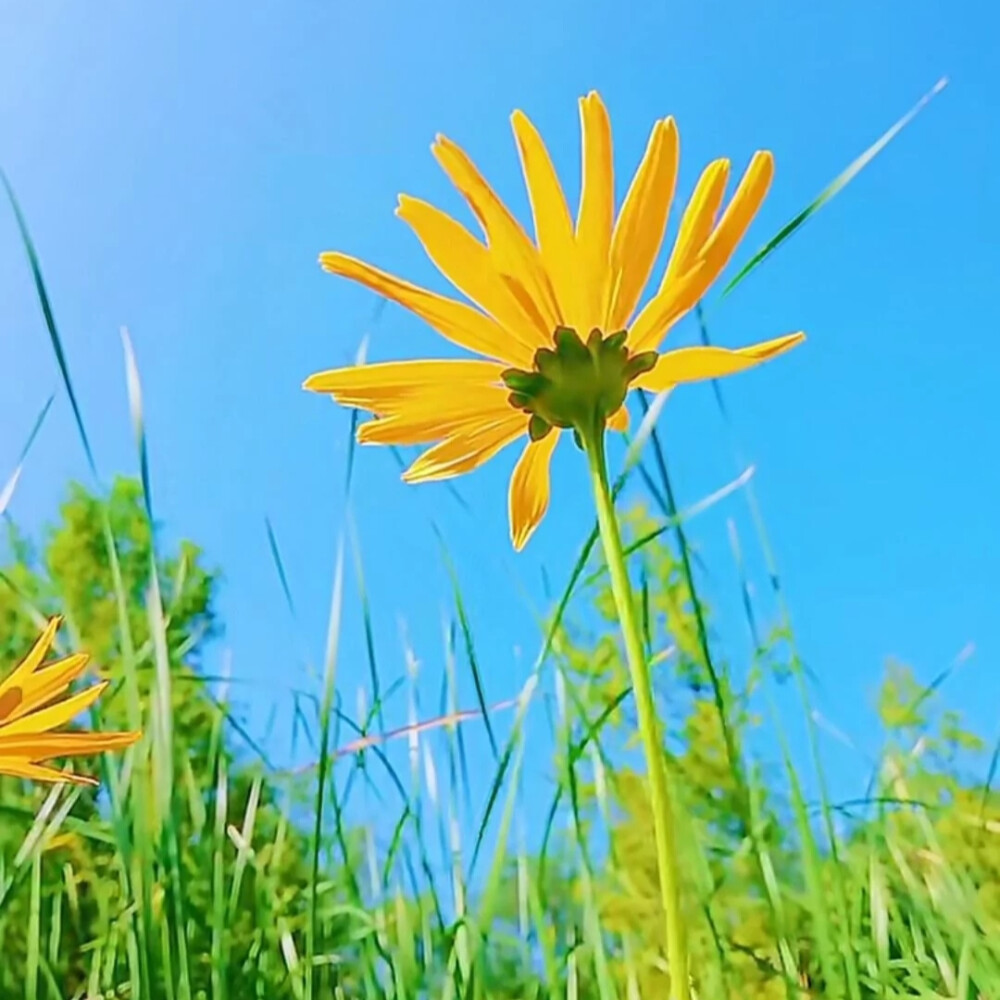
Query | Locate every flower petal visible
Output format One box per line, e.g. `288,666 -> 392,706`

607,118 -> 679,330
318,252 -> 533,368
402,415 -> 526,483
395,195 -> 547,356
633,333 -> 806,391
3,654 -> 90,724
0,758 -> 97,785
508,431 -> 560,550
510,109 -> 582,330
305,359 -> 519,446
0,681 -> 109,737
630,152 -> 775,355
0,729 -> 142,760
0,618 -> 62,703
697,150 -> 774,287
358,390 -> 515,446
432,136 -> 561,339
662,158 -> 731,286
607,405 -> 630,433
625,260 -> 711,353
575,92 -> 614,333
304,359 -> 506,407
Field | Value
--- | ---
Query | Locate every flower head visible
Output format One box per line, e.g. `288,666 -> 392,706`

306,91 -> 804,549
0,618 -> 141,785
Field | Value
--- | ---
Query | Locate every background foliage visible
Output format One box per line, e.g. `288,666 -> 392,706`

2,477 -> 999,1000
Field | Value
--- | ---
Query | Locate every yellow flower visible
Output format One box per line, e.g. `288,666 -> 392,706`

0,618 -> 141,785
305,91 -> 804,549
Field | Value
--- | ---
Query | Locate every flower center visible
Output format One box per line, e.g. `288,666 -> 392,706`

501,327 -> 658,445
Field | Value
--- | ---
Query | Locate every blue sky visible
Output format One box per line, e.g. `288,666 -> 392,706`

0,0 -> 996,842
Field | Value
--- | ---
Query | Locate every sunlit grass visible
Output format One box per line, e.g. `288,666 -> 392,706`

3,79 -> 992,1000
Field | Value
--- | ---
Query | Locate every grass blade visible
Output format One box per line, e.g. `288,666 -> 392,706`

0,393 -> 54,517
1,169 -> 99,480
722,77 -> 948,297
306,536 -> 345,1000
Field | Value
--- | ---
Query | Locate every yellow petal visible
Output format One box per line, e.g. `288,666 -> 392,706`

395,196 -> 547,356
358,389 -> 515,446
0,681 -> 109,737
625,260 -> 711,353
627,154 -> 777,355
575,92 -> 614,333
607,118 -> 679,330
304,359 -> 506,407
510,110 -> 582,329
607,406 -> 630,433
432,136 -> 561,339
697,151 -> 774,287
0,757 -> 97,785
662,158 -> 731,286
402,415 -> 526,483
4,654 -> 90,724
508,431 -> 560,550
633,333 -> 806,392
307,358 -> 516,447
0,729 -> 142,760
318,252 -> 533,368
0,618 -> 63,702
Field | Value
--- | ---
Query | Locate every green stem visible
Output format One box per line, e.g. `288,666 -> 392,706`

584,424 -> 691,1000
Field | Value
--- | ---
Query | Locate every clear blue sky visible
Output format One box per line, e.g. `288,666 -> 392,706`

0,0 -> 996,837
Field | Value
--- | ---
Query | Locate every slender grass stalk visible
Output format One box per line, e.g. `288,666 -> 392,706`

582,423 -> 690,1000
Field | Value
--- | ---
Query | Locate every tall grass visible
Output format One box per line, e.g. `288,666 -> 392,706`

3,78 -> 994,1000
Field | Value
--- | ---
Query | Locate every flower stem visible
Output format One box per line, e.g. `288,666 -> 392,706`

584,425 -> 691,1000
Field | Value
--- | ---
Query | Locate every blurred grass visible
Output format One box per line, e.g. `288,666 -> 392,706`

2,77 -> 995,1000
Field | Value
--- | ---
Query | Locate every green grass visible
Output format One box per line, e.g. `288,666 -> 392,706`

3,77 -> 994,1000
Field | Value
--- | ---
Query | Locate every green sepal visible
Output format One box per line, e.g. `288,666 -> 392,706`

623,350 -> 658,381
501,368 -> 548,395
534,347 -> 560,377
528,414 -> 552,441
553,326 -> 589,362
603,330 -> 628,352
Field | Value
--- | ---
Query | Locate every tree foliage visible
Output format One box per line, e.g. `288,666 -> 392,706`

0,479 -> 350,997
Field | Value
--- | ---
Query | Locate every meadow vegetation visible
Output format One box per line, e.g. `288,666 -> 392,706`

2,472 -> 998,1000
